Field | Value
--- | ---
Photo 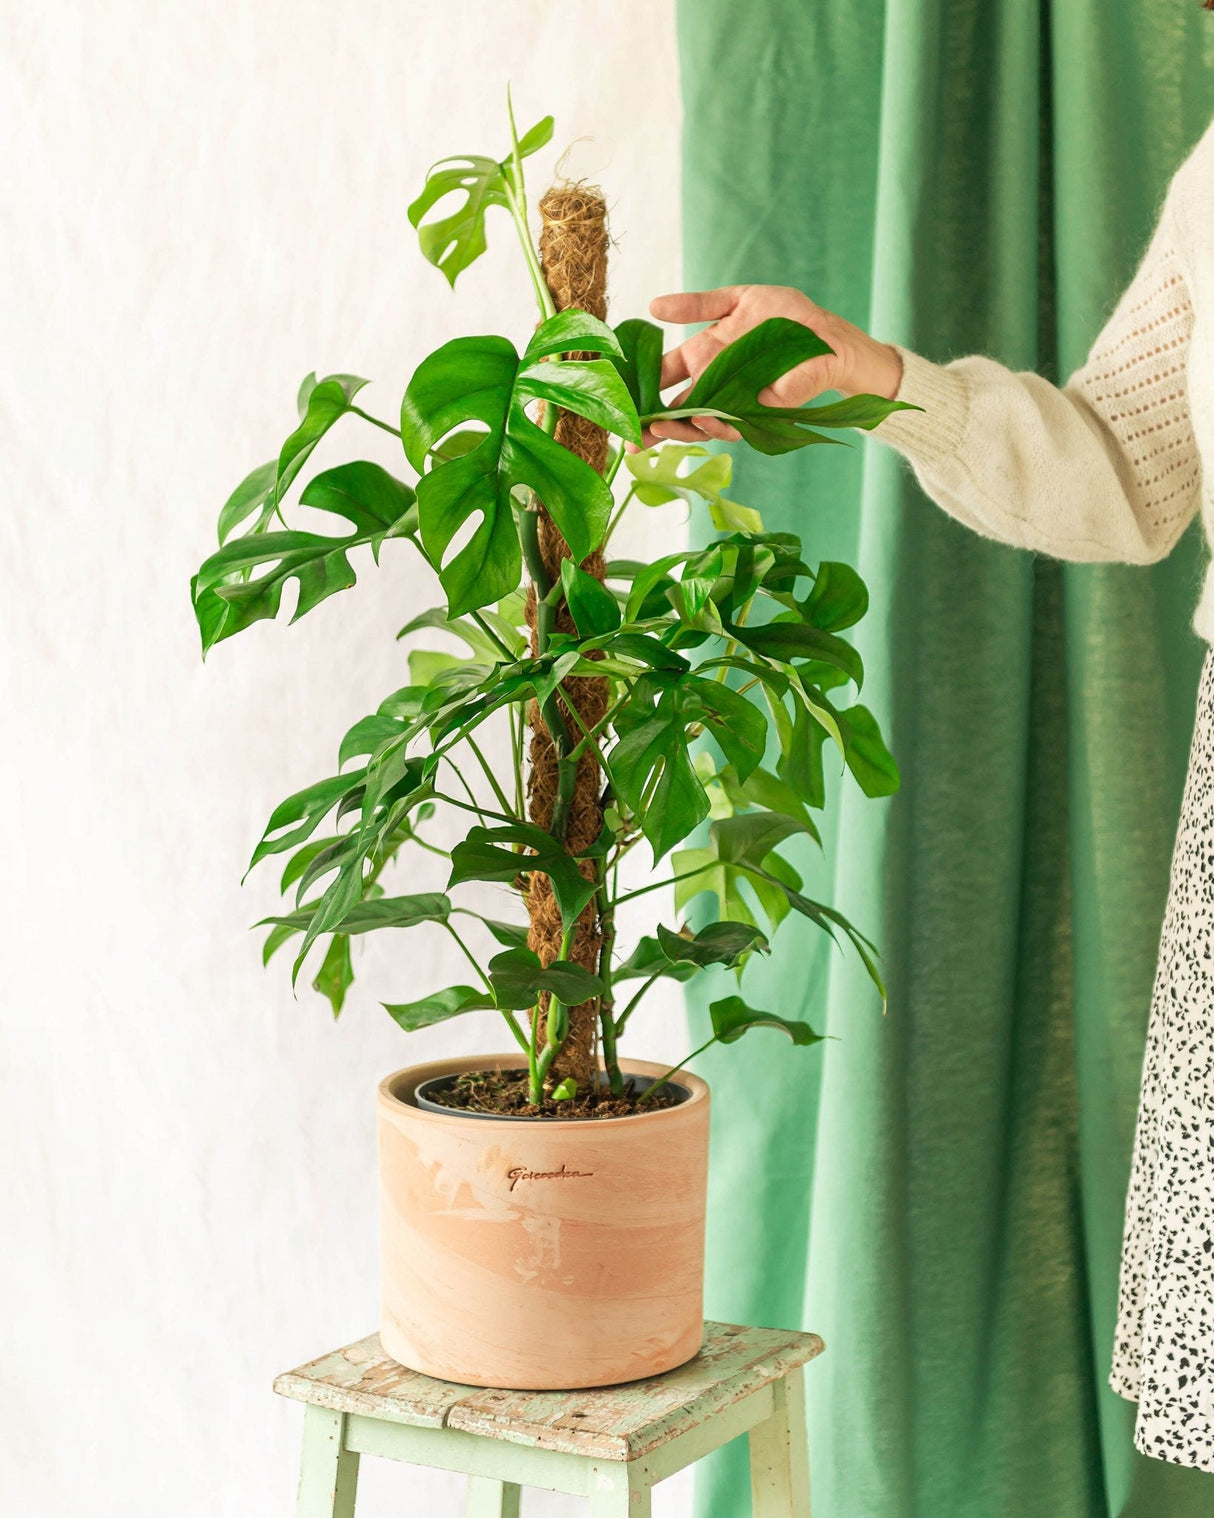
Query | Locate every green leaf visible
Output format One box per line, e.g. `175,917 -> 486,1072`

397,605 -> 510,663
614,935 -> 701,983
610,318 -> 664,415
656,920 -> 768,968
477,916 -> 531,950
218,460 -> 277,543
748,868 -> 886,1002
447,822 -> 599,934
838,704 -> 900,797
258,892 -> 450,940
275,375 -> 369,505
672,810 -> 816,937
408,116 -> 553,288
709,994 -> 822,1046
249,770 -> 367,871
778,704 -> 827,808
609,694 -> 710,862
534,960 -> 604,1004
515,114 -> 555,157
624,443 -> 763,533
650,318 -> 913,455
683,677 -> 767,784
193,462 -> 416,652
312,935 -> 354,1017
486,948 -> 604,1009
560,558 -> 621,637
383,985 -> 494,1031
729,618 -> 863,688
400,317 -> 641,616
551,1077 -> 578,1101
300,460 -> 418,540
339,714 -> 407,769
803,561 -> 868,632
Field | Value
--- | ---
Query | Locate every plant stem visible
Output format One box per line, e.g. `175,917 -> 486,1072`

469,609 -> 516,661
431,791 -> 520,828
612,860 -> 716,909
596,880 -> 622,1096
639,1036 -> 716,1103
531,922 -> 576,1100
350,406 -> 403,438
442,920 -> 493,994
445,759 -> 489,824
603,444 -> 627,489
465,734 -> 514,816
503,87 -> 555,324
613,967 -> 667,1035
600,485 -> 637,553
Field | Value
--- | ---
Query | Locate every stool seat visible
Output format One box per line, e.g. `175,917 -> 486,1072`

275,1321 -> 822,1516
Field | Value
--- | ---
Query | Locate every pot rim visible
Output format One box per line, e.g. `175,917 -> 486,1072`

378,1053 -> 709,1127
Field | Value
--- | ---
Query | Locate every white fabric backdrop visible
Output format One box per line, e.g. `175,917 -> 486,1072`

0,5 -> 691,1513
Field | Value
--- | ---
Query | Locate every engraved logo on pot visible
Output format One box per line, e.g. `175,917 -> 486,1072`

507,1163 -> 595,1192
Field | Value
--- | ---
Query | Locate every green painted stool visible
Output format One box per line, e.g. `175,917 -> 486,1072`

274,1320 -> 823,1517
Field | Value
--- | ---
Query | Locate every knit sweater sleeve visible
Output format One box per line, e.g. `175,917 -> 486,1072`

873,189 -> 1200,564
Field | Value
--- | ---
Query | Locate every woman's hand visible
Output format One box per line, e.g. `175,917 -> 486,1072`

642,285 -> 903,446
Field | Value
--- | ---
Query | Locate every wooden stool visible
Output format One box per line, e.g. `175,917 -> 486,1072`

274,1320 -> 823,1517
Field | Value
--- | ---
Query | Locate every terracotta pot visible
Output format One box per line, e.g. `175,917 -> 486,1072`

377,1054 -> 710,1389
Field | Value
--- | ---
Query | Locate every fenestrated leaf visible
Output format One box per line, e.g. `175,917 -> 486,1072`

609,693 -> 710,863
192,462 -> 417,652
624,443 -> 763,534
407,115 -> 552,288
299,461 -> 417,541
383,985 -> 494,1031
447,822 -> 599,933
400,314 -> 640,616
647,318 -> 914,455
683,676 -> 768,783
560,558 -> 621,637
709,994 -> 822,1046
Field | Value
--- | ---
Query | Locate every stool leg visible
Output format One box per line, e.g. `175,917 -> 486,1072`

588,1462 -> 652,1516
466,1475 -> 522,1518
296,1404 -> 360,1518
748,1367 -> 811,1518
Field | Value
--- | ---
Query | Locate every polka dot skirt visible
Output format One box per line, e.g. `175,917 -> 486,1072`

1111,650 -> 1214,1470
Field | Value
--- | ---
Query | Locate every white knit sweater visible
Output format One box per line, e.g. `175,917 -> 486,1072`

877,123 -> 1212,637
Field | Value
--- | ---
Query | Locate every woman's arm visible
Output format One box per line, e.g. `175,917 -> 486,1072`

649,189 -> 1199,566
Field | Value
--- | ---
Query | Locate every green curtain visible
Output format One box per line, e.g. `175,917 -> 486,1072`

677,4 -> 1214,1515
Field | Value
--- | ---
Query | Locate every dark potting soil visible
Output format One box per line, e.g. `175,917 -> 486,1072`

421,1068 -> 685,1120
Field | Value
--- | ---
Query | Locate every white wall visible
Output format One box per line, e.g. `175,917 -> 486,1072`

0,5 -> 690,1513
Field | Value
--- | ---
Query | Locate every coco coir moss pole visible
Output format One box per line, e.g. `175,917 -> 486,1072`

524,184 -> 612,1091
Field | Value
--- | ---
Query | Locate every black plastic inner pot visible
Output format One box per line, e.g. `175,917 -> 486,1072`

413,1070 -> 693,1121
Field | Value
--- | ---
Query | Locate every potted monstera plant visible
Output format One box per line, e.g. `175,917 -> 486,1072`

192,102 -> 905,1391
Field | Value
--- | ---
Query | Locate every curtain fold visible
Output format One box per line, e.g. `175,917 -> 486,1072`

677,4 -> 1214,1514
